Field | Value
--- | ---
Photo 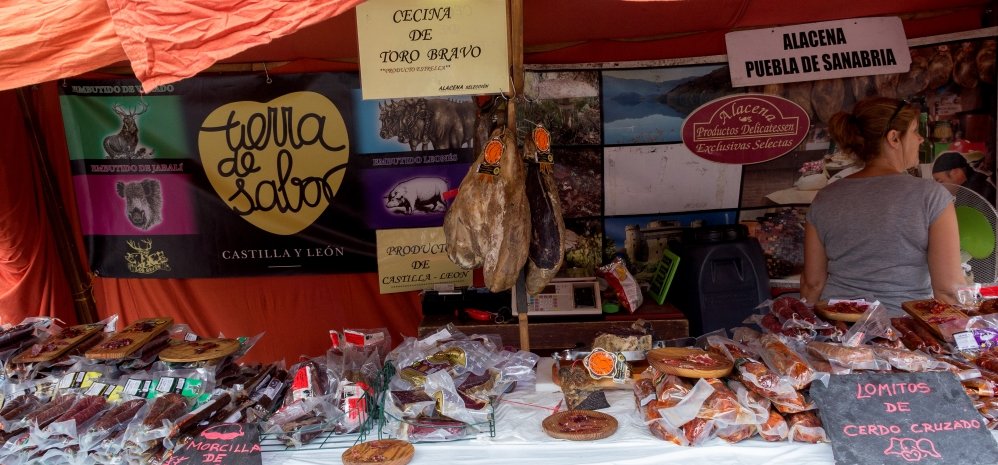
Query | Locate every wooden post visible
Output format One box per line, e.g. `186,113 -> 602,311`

508,0 -> 528,352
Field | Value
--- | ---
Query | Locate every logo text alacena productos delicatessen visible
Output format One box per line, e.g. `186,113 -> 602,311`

198,91 -> 349,235
681,94 -> 810,165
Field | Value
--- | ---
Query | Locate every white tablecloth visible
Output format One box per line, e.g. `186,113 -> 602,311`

262,359 -> 998,465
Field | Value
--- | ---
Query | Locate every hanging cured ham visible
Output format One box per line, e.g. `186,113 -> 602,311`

848,76 -> 876,102
977,39 -> 995,84
811,78 -> 845,124
874,73 -> 900,98
953,41 -> 979,89
926,44 -> 954,89
523,125 -> 565,295
444,127 -> 530,292
896,50 -> 929,97
784,81 -> 814,121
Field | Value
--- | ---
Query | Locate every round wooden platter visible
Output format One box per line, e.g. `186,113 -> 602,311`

341,439 -> 414,465
814,301 -> 868,323
646,347 -> 733,379
542,410 -> 618,441
158,338 -> 241,363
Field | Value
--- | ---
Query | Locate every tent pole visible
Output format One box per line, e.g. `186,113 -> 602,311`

16,87 -> 98,324
508,0 -> 528,352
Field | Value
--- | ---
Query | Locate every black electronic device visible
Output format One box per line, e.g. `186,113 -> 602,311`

671,225 -> 769,336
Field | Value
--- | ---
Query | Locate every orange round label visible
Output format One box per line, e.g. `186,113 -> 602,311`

532,125 -> 551,152
584,348 -> 618,378
483,137 -> 504,165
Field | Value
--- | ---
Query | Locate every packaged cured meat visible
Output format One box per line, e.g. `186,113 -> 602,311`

891,317 -> 944,353
756,334 -> 816,389
785,410 -> 829,443
443,127 -> 530,292
523,125 -> 566,295
758,409 -> 790,442
873,346 -> 950,372
772,297 -> 819,326
697,378 -> 757,443
805,341 -> 889,371
597,256 -> 643,313
141,393 -> 190,428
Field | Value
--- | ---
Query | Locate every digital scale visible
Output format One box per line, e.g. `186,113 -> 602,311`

511,277 -> 602,316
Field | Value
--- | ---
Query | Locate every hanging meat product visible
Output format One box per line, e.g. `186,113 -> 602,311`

927,44 -> 955,90
848,76 -> 876,101
444,127 -> 530,292
784,81 -> 814,121
977,39 -> 995,84
523,125 -> 565,295
811,78 -> 845,124
953,41 -> 979,89
874,73 -> 900,98
897,50 -> 930,97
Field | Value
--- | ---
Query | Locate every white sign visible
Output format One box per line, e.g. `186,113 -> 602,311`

725,17 -> 910,87
356,0 -> 510,100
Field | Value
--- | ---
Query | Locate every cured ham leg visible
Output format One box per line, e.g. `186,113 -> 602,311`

444,127 -> 530,292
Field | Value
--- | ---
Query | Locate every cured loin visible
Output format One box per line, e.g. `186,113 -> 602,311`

523,125 -> 565,295
443,127 -> 530,292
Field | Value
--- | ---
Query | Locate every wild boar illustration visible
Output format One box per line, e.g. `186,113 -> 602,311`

385,177 -> 448,214
116,179 -> 163,230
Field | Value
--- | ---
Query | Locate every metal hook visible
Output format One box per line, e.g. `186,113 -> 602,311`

263,63 -> 273,84
61,79 -> 67,88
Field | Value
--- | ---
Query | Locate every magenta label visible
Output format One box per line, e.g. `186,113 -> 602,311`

681,94 -> 810,164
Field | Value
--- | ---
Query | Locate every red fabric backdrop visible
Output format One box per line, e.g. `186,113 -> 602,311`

0,89 -> 77,327
1,84 -> 423,364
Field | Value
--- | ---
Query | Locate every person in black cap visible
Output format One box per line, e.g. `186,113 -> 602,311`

932,151 -> 996,202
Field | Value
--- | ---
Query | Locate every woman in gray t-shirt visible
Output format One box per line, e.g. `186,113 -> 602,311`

801,97 -> 964,311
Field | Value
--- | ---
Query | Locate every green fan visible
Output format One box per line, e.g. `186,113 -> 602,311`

943,183 -> 997,283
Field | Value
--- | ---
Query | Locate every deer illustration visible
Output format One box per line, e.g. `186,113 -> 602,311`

103,102 -> 153,159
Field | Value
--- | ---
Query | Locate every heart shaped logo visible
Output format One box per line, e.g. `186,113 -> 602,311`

198,91 -> 349,235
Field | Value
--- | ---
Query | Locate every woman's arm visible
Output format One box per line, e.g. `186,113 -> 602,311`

927,203 -> 965,305
800,222 -> 828,303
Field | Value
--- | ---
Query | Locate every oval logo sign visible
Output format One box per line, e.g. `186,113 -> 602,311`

681,93 -> 809,164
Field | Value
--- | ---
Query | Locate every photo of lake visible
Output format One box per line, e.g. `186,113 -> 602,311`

602,65 -> 729,145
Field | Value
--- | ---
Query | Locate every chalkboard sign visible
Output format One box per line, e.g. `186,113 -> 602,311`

810,372 -> 998,465
163,423 -> 262,465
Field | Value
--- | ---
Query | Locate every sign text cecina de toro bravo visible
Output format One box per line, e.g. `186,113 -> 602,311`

745,26 -> 898,78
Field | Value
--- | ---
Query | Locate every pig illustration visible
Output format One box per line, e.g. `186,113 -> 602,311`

385,177 -> 448,215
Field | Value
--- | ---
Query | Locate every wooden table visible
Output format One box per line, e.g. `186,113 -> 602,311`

418,300 -> 688,354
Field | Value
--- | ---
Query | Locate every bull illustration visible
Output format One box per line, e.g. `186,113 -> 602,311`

378,98 -> 476,151
385,177 -> 448,215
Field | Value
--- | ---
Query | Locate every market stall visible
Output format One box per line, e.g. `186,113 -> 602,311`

3,1 -> 998,465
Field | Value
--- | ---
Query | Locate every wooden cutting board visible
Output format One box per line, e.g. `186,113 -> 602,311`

158,338 -> 241,363
341,439 -> 414,465
542,410 -> 618,441
11,323 -> 105,364
814,300 -> 869,322
901,299 -> 969,342
84,317 -> 173,360
646,347 -> 733,379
